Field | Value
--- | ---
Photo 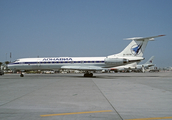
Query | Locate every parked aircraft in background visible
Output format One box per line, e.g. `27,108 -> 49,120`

134,56 -> 154,72
109,56 -> 154,73
109,62 -> 137,73
7,35 -> 164,77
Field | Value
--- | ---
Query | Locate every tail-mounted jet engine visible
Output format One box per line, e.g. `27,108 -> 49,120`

104,58 -> 128,66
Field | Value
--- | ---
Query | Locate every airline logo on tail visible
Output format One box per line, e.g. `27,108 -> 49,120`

131,43 -> 143,56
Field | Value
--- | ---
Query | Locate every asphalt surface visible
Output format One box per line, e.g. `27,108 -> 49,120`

0,72 -> 172,120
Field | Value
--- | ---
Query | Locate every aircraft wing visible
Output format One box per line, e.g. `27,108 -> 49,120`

61,66 -> 104,71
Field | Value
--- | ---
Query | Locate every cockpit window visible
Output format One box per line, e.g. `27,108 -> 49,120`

13,60 -> 20,63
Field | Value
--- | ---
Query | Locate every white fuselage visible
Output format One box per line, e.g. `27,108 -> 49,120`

8,57 -> 131,71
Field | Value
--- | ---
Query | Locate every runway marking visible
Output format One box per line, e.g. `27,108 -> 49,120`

40,110 -> 112,117
125,116 -> 172,120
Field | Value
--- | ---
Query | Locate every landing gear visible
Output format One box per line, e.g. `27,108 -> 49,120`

84,72 -> 93,77
20,72 -> 24,77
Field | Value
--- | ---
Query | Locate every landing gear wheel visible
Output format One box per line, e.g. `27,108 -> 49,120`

84,73 -> 93,77
20,73 -> 24,77
90,73 -> 93,77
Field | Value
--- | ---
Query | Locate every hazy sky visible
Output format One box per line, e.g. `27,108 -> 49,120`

0,0 -> 171,67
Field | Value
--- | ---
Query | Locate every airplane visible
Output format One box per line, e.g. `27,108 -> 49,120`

109,56 -> 154,73
7,35 -> 165,77
134,56 -> 155,72
108,62 -> 137,73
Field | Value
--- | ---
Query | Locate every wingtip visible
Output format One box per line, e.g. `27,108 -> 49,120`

159,35 -> 165,37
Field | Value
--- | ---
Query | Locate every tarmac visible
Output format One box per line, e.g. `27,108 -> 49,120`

0,72 -> 172,120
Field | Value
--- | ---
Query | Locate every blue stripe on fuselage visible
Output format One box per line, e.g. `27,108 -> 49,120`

10,61 -> 105,65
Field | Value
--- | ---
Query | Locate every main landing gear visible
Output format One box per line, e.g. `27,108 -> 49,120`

84,71 -> 93,77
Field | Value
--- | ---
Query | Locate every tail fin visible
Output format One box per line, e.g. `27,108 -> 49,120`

109,35 -> 165,57
145,56 -> 154,64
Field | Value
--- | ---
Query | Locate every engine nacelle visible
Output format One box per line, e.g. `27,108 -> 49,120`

104,58 -> 128,65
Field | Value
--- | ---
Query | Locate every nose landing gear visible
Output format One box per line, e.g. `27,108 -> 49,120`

20,72 -> 24,77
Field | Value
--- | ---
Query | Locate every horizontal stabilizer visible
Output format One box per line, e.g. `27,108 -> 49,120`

124,35 -> 165,41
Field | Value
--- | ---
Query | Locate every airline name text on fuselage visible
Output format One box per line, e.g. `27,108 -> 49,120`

43,58 -> 73,61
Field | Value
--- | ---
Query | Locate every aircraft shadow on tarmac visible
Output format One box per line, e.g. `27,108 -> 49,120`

2,72 -> 166,79
31,73 -> 164,79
